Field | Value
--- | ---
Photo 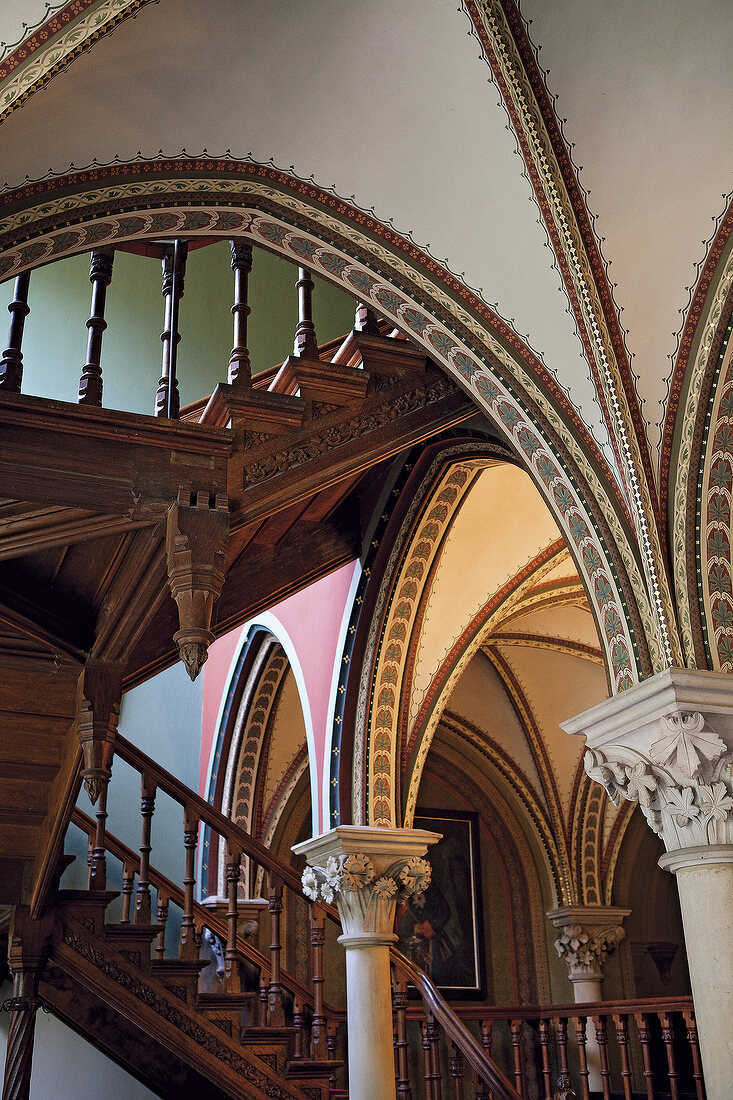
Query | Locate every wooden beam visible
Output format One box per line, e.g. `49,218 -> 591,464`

0,567 -> 94,661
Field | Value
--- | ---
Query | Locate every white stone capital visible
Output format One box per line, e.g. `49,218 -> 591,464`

563,668 -> 733,859
293,825 -> 442,941
547,905 -> 630,984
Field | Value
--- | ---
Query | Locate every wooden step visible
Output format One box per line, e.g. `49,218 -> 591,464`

200,383 -> 304,431
150,957 -> 211,1005
269,355 -> 369,407
103,921 -> 163,964
57,889 -> 119,934
197,992 -> 256,1040
286,1058 -> 342,1100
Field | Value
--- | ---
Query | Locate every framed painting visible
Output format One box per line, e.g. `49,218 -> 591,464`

396,808 -> 485,999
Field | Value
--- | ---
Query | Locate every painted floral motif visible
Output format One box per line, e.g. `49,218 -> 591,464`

257,221 -> 288,245
320,251 -> 348,277
402,308 -> 430,334
704,358 -> 733,670
374,287 -> 406,314
289,236 -> 318,260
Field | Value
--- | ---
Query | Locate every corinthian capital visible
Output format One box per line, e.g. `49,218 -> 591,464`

293,826 -> 440,941
547,906 -> 630,983
563,668 -> 733,858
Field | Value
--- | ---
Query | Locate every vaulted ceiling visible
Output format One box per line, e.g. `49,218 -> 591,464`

1,0 -> 730,479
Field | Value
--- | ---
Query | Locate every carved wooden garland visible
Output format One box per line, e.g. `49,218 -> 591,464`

0,163 -> 645,689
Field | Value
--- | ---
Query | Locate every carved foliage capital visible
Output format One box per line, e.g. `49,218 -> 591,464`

584,707 -> 733,853
302,853 -> 432,939
547,907 -> 629,983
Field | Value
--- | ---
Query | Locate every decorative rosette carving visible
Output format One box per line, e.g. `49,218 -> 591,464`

547,905 -> 630,983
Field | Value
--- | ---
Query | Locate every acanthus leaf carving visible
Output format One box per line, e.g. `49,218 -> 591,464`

650,711 -> 726,782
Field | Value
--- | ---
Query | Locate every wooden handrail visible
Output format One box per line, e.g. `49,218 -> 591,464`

391,948 -> 521,1100
434,994 -> 696,1021
69,806 -> 346,1022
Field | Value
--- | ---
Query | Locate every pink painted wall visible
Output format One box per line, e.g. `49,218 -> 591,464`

200,560 -> 359,833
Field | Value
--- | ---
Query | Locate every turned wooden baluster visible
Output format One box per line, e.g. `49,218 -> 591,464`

555,1017 -> 570,1080
155,239 -> 187,418
85,831 -> 94,882
224,842 -> 242,991
120,861 -> 135,925
426,1012 -> 443,1100
87,778 -> 109,890
229,239 -> 252,385
538,1017 -> 552,1100
0,270 -> 30,392
683,1010 -> 705,1100
293,266 -> 319,359
292,998 -> 304,1060
574,1016 -> 591,1100
134,774 -> 156,924
354,301 -> 380,335
327,1020 -> 339,1087
392,971 -> 412,1100
634,1013 -> 656,1100
266,872 -> 285,1025
155,890 -> 169,959
178,806 -> 199,959
660,1012 -> 680,1100
309,902 -> 328,1059
510,1019 -> 525,1099
421,1018 -> 435,1100
478,1019 -> 493,1100
593,1015 -> 612,1100
611,1014 -> 633,1100
78,248 -> 114,406
449,1042 -> 464,1100
258,972 -> 269,1027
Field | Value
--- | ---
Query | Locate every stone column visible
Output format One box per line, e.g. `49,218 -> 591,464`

563,667 -> 733,1100
546,905 -> 629,1090
293,825 -> 441,1100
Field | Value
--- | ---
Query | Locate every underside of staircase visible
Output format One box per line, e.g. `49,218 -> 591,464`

43,890 -> 335,1100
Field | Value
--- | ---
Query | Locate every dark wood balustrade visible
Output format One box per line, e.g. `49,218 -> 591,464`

62,736 -> 704,1100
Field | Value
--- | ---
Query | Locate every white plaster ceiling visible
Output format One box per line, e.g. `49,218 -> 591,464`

0,1 -> 51,53
0,0 -> 615,467
520,0 -> 733,460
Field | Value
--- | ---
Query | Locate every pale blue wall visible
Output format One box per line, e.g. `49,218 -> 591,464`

0,241 -> 356,413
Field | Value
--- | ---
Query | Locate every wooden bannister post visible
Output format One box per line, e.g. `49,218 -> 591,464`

0,271 -> 30,393
293,266 -> 319,359
592,1015 -> 611,1100
78,247 -> 114,406
478,1019 -> 493,1100
354,301 -> 380,335
120,861 -> 135,925
224,841 -> 242,992
449,1042 -> 464,1100
660,1011 -> 680,1100
134,773 -> 156,925
611,1014 -> 633,1100
88,778 -> 109,891
683,1010 -> 705,1100
266,872 -> 285,1026
309,901 -> 328,1059
155,890 -> 169,959
574,1016 -> 591,1100
510,1019 -> 524,1099
392,970 -> 412,1100
178,806 -> 199,959
426,1012 -> 443,1100
229,239 -> 252,385
292,998 -> 304,1060
156,239 -> 187,418
634,1013 -> 656,1100
1,907 -> 52,1100
538,1018 -> 552,1100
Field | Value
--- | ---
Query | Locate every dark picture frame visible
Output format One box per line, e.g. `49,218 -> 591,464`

397,808 -> 485,999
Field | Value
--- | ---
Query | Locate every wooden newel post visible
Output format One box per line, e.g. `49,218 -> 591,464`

354,301 -> 380,335
156,239 -> 187,418
229,239 -> 253,386
0,271 -> 30,393
224,842 -> 242,992
134,773 -> 156,925
1,908 -> 52,1100
266,872 -> 285,1026
78,247 -> 114,406
293,266 -> 319,359
309,902 -> 328,1059
178,806 -> 199,959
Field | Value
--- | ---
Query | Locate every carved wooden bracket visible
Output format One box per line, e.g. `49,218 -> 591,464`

166,490 -> 230,680
77,660 -> 124,805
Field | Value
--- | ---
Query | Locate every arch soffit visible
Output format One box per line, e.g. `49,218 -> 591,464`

348,441 -> 635,831
664,197 -> 733,668
0,159 -> 656,677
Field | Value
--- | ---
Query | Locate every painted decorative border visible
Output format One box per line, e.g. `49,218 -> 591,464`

465,0 -> 679,671
489,632 -> 603,664
0,0 -> 155,122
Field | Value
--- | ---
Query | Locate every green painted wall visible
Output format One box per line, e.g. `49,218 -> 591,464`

0,242 -> 356,414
